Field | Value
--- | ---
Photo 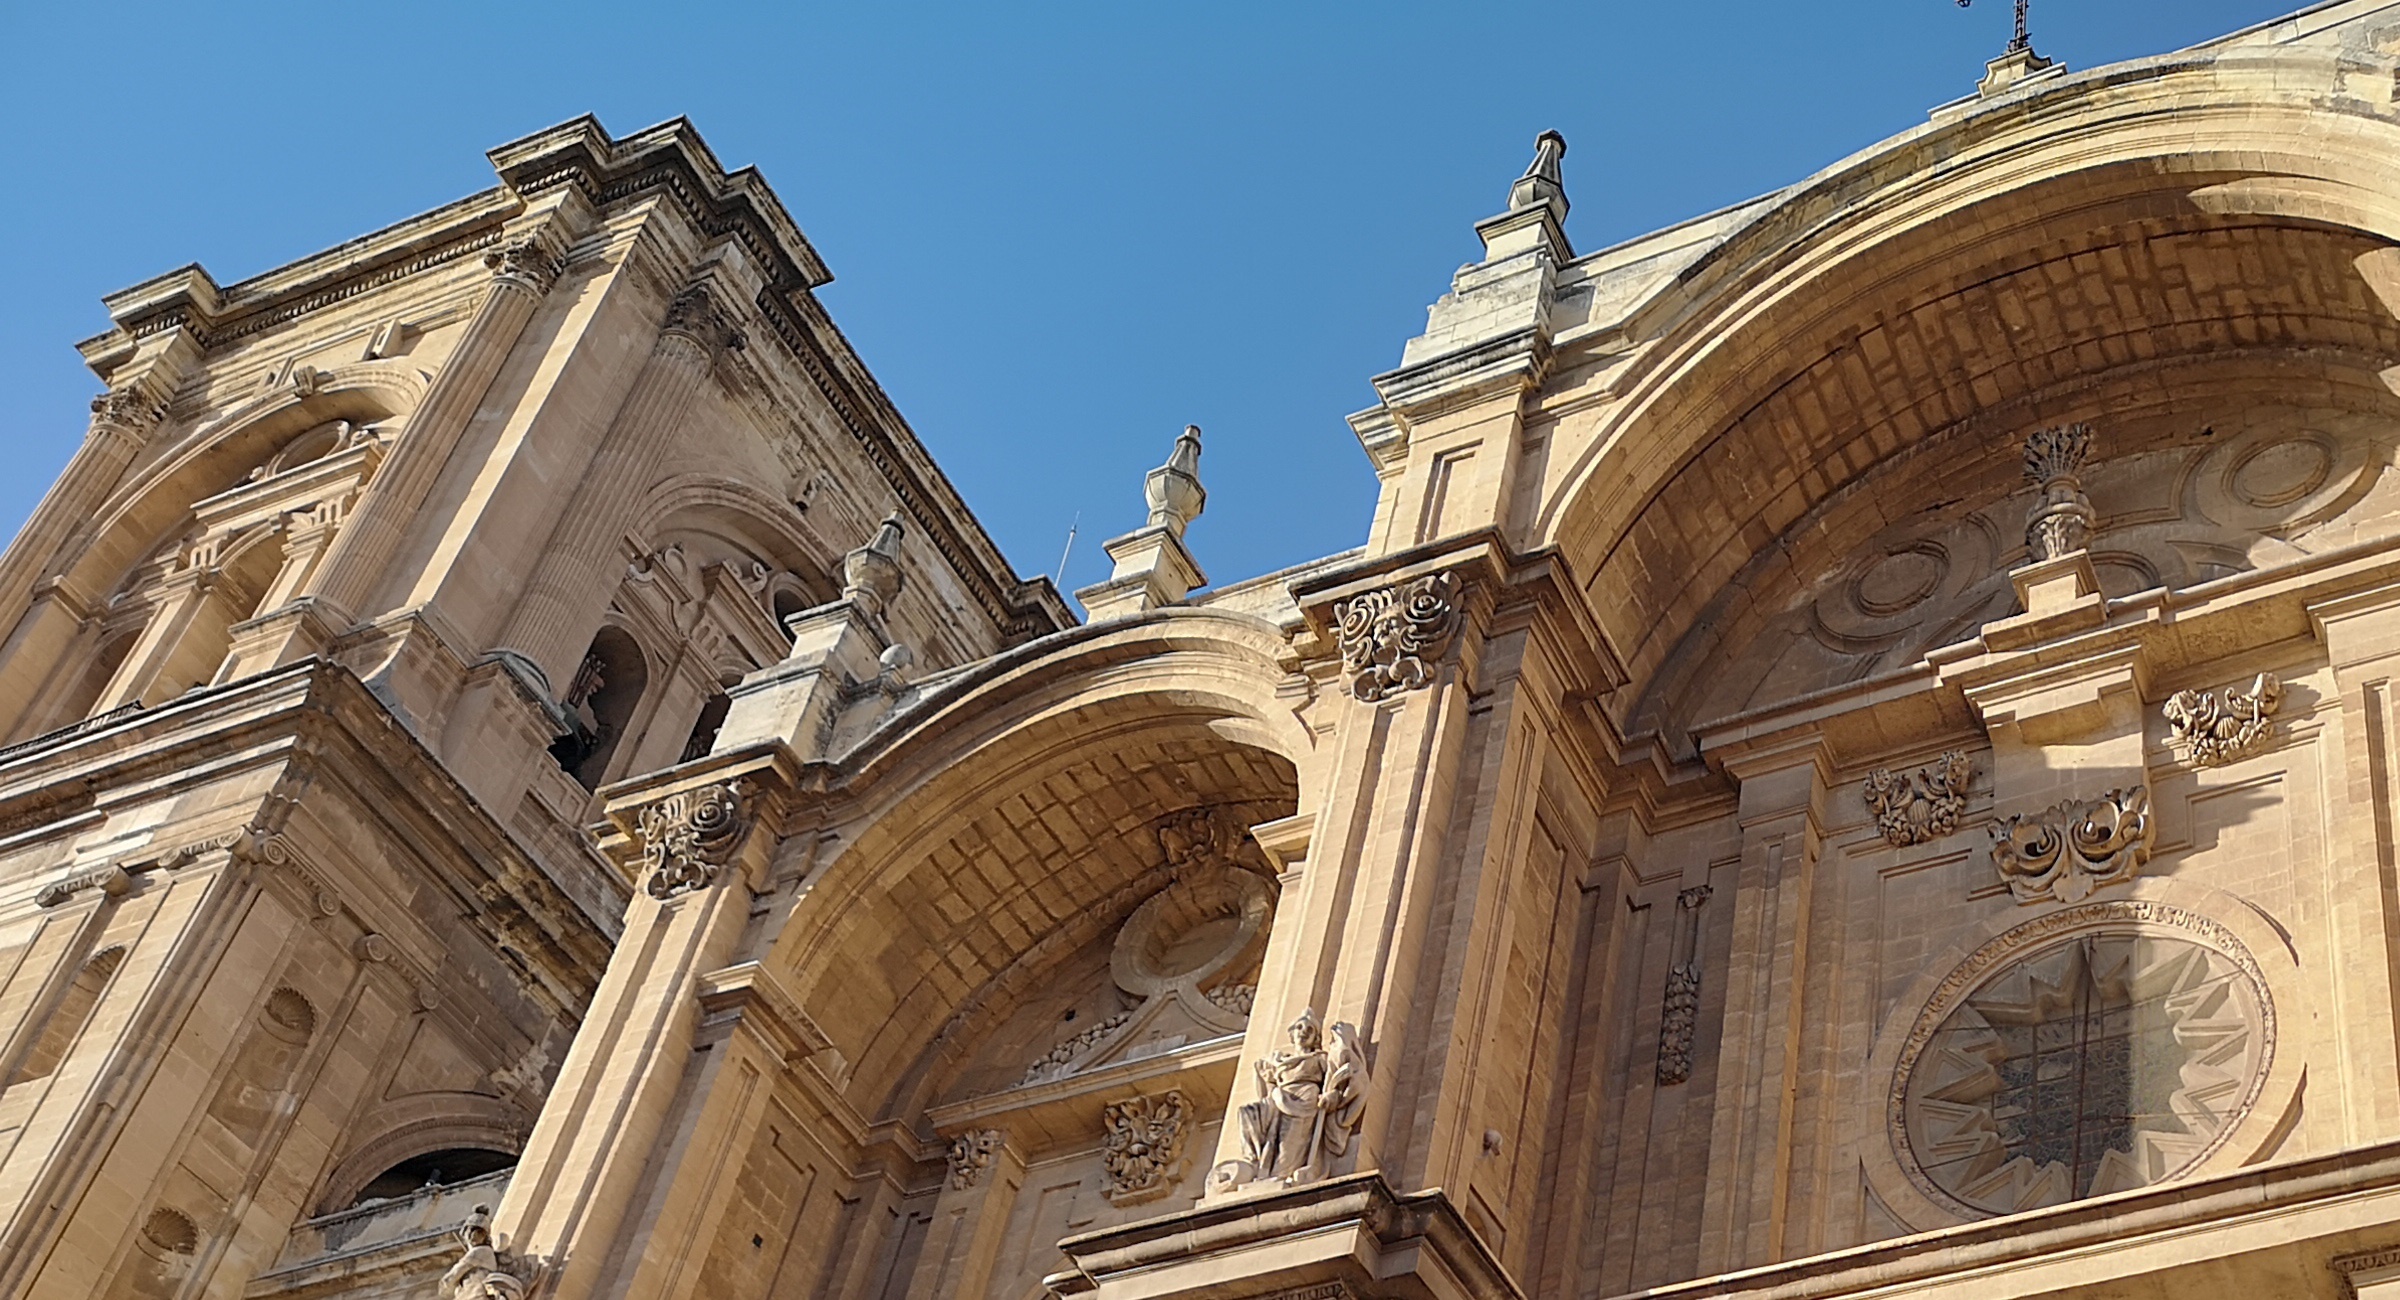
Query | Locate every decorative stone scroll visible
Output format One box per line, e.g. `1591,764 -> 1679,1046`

1101,1090 -> 1191,1203
2022,423 -> 2096,561
1335,572 -> 1462,702
1655,885 -> 1712,1086
1989,786 -> 2153,904
2164,673 -> 2282,767
1210,1007 -> 1368,1192
946,1128 -> 1003,1190
635,782 -> 751,900
1862,750 -> 1974,847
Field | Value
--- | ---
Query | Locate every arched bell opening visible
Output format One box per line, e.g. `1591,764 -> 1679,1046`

552,624 -> 650,790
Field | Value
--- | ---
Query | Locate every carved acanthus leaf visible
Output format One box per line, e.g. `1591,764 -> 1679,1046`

1989,785 -> 2154,904
946,1128 -> 1003,1190
636,782 -> 752,900
2022,423 -> 2097,561
1101,1090 -> 1191,1203
1334,572 -> 1463,702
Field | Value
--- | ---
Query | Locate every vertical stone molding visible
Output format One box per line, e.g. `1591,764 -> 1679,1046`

0,385 -> 164,641
306,226 -> 568,626
1334,571 -> 1464,701
494,279 -> 744,693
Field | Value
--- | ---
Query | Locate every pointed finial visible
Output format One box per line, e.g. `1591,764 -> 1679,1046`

1507,131 -> 1569,216
841,510 -> 908,617
1143,425 -> 1207,538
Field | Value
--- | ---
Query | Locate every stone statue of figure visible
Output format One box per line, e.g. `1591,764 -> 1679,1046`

439,1206 -> 525,1300
1232,1007 -> 1368,1187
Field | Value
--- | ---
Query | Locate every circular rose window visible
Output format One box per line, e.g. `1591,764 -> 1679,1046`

1895,921 -> 2271,1217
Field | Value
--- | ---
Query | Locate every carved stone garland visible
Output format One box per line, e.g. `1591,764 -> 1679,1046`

1655,885 -> 1712,1086
1101,1090 -> 1191,1203
947,1128 -> 1003,1190
1335,572 -> 1463,702
1862,751 -> 1974,847
2164,673 -> 2282,767
1989,786 -> 2154,904
635,782 -> 751,900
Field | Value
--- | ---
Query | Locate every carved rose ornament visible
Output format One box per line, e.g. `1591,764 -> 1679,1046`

1335,572 -> 1462,702
1989,786 -> 2154,905
636,782 -> 751,900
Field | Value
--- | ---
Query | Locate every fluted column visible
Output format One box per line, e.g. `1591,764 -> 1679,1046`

302,234 -> 565,628
0,389 -> 162,645
495,281 -> 742,694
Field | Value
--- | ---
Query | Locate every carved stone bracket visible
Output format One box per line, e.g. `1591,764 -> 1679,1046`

947,1128 -> 1003,1190
635,782 -> 752,901
1655,885 -> 1712,1085
2165,673 -> 2282,767
1101,1090 -> 1191,1204
1989,785 -> 2154,904
1335,571 -> 1463,702
1862,750 -> 1974,847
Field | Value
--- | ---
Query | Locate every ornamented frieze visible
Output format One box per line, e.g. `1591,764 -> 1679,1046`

1862,751 -> 1974,847
1335,572 -> 1462,702
636,782 -> 751,900
1101,1090 -> 1191,1203
946,1128 -> 1003,1190
2164,673 -> 2281,767
1989,786 -> 2153,904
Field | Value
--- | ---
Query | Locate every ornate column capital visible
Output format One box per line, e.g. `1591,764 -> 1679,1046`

482,236 -> 563,294
633,781 -> 755,900
1334,571 -> 1465,702
659,282 -> 747,356
87,386 -> 164,444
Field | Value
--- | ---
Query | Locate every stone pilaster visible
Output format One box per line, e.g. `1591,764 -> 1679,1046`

491,770 -> 782,1300
0,387 -> 163,646
494,280 -> 743,696
1696,735 -> 1828,1273
302,220 -> 572,632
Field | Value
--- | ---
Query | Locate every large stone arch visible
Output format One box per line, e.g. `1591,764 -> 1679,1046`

1534,50 -> 2400,747
772,609 -> 1311,1128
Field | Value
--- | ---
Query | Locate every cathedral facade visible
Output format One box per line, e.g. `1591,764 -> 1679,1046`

8,3 -> 2400,1297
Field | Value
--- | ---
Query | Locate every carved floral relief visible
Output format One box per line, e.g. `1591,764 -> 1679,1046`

946,1128 -> 1003,1190
1989,786 -> 2154,905
2163,673 -> 2281,767
1863,751 -> 1975,847
1101,1090 -> 1191,1203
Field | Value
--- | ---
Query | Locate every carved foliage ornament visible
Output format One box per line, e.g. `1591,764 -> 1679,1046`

2022,423 -> 2097,562
947,1128 -> 1003,1190
1863,751 -> 1974,848
1101,1090 -> 1191,1203
1656,885 -> 1711,1086
1335,572 -> 1463,702
636,782 -> 751,901
2164,673 -> 2282,767
1989,785 -> 2154,905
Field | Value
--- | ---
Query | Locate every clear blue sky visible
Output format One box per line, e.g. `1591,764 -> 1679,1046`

0,1 -> 2294,606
